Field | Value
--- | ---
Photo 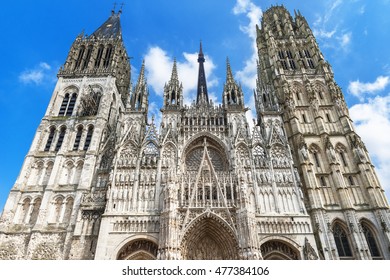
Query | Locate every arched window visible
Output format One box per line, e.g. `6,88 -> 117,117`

73,126 -> 83,151
66,93 -> 77,116
58,92 -> 77,116
171,90 -> 176,104
320,176 -> 326,186
29,198 -> 42,226
53,197 -> 63,223
44,127 -> 56,151
62,198 -> 74,225
361,223 -> 381,259
55,127 -> 66,152
19,198 -> 31,224
82,45 -> 93,70
333,223 -> 353,259
313,152 -> 320,167
58,93 -> 69,116
74,45 -> 85,69
95,44 -> 104,68
339,152 -> 348,166
348,176 -> 354,186
83,126 -> 94,151
103,44 -> 113,68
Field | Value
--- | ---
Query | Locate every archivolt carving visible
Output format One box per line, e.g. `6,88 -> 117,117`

181,212 -> 239,260
117,239 -> 158,260
260,240 -> 300,260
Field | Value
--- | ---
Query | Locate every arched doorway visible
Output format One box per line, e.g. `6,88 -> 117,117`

181,214 -> 239,260
117,239 -> 158,260
260,240 -> 300,260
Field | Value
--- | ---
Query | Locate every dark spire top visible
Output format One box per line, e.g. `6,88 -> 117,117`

91,11 -> 122,39
196,41 -> 209,105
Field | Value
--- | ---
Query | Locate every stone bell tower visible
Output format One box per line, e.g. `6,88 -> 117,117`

256,5 -> 390,259
0,9 -> 131,260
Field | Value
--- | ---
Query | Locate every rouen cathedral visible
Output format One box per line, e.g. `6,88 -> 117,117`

1,5 -> 390,260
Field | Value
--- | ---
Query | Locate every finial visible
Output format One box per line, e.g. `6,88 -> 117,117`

112,2 -> 117,15
226,57 -> 234,83
119,2 -> 125,14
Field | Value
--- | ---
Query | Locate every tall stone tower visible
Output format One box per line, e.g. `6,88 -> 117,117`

256,5 -> 390,259
0,10 -> 131,260
1,6 -> 389,260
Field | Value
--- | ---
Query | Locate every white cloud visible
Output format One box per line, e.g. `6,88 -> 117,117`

338,32 -> 352,50
232,0 -> 263,129
313,28 -> 337,39
359,5 -> 366,14
143,46 -> 217,104
348,76 -> 390,99
349,95 -> 390,199
232,0 -> 262,90
312,0 -> 354,51
19,62 -> 53,85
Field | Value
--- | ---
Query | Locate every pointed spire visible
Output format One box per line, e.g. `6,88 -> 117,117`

223,58 -> 244,108
171,58 -> 179,81
91,11 -> 122,39
196,41 -> 209,105
163,59 -> 183,109
226,57 -> 234,83
137,60 -> 146,86
130,60 -> 148,115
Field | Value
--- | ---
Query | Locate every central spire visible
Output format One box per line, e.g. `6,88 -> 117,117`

196,42 -> 209,105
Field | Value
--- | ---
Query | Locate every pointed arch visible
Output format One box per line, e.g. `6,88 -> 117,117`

332,220 -> 354,259
360,219 -> 382,259
116,238 -> 158,260
260,239 -> 301,260
161,141 -> 177,168
29,197 -> 42,226
44,126 -> 56,151
181,212 -> 239,260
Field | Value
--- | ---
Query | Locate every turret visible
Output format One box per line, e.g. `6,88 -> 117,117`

222,58 -> 244,109
163,59 -> 183,109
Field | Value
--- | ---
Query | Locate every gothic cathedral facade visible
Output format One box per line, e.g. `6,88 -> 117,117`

1,6 -> 390,260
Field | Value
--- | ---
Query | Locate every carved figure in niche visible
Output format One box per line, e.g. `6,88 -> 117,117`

298,135 -> 308,162
324,136 -> 336,163
350,135 -> 367,162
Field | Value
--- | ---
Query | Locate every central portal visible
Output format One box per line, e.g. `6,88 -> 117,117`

181,215 -> 239,260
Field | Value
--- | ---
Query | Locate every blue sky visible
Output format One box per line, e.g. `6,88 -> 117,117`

1,0 -> 390,212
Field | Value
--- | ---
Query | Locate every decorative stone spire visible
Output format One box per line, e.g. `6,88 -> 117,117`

255,60 -> 279,114
130,60 -> 149,115
226,57 -> 235,84
223,57 -> 244,108
196,42 -> 209,105
163,59 -> 183,109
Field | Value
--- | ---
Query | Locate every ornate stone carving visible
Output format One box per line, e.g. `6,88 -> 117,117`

303,238 -> 319,260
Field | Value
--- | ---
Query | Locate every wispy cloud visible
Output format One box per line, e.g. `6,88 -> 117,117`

338,32 -> 352,50
232,0 -> 262,90
312,0 -> 353,51
232,0 -> 262,132
348,75 -> 390,99
19,62 -> 53,85
349,95 -> 390,197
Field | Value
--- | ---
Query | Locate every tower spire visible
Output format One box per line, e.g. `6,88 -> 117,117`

163,58 -> 183,108
196,41 -> 209,105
